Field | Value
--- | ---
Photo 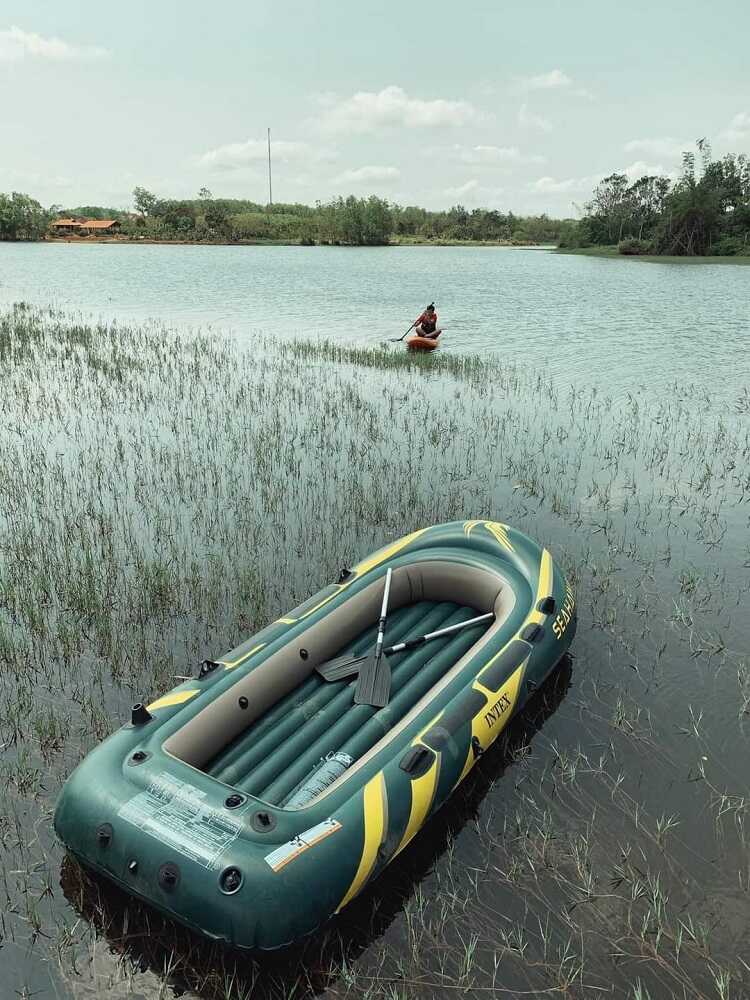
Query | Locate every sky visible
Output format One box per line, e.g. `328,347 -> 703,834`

1,0 -> 749,217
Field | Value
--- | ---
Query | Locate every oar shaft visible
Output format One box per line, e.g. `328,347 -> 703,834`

385,611 -> 494,654
374,568 -> 392,658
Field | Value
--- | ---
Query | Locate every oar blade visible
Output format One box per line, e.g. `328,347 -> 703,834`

315,652 -> 368,682
354,653 -> 391,708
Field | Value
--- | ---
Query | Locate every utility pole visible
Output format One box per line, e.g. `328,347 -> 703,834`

267,127 -> 273,207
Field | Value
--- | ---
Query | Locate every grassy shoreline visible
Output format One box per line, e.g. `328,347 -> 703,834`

555,244 -> 750,264
32,238 -> 750,259
39,235 -> 542,249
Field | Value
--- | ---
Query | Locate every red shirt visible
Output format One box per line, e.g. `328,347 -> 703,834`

417,310 -> 438,328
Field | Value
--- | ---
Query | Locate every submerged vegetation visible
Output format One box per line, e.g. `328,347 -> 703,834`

560,142 -> 750,257
0,304 -> 748,999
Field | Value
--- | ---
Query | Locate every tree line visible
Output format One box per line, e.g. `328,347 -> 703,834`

560,143 -> 750,256
125,187 -> 565,245
0,184 -> 566,246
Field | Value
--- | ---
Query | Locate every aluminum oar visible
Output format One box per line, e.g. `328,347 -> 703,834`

316,611 -> 494,683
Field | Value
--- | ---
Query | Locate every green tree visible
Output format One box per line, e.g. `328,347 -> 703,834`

0,191 -> 52,241
204,199 -> 230,233
153,199 -> 196,232
133,186 -> 158,217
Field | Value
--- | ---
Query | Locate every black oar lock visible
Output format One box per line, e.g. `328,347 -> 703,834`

131,703 -> 153,726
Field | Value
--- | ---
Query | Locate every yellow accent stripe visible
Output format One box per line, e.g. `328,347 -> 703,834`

464,519 -> 515,552
395,749 -> 439,856
351,528 -> 429,579
484,520 -> 515,553
147,689 -> 199,711
337,772 -> 387,911
274,589 -> 348,626
524,548 -> 554,626
457,661 -> 527,785
220,643 -> 266,671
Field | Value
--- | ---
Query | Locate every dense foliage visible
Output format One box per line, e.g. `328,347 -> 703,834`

0,183 -> 567,246
561,143 -> 750,256
0,191 -> 53,241
120,189 -> 566,245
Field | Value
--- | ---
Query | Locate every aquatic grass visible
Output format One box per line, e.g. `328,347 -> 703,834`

0,303 -> 748,998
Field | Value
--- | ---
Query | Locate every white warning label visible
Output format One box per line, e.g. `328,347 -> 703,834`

119,771 -> 242,870
264,818 -> 342,872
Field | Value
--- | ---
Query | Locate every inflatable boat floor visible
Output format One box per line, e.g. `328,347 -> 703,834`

204,599 -> 488,806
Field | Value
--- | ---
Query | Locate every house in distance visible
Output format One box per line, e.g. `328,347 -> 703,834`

49,217 -> 120,238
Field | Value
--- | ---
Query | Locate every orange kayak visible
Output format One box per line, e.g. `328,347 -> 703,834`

406,335 -> 439,351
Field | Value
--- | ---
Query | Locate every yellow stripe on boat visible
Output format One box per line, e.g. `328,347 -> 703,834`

483,521 -> 515,553
275,591 -> 343,625
457,661 -> 527,784
395,748 -> 440,856
221,643 -> 267,670
523,548 -> 554,627
147,689 -> 199,711
463,519 -> 515,553
351,528 -> 429,579
337,772 -> 387,911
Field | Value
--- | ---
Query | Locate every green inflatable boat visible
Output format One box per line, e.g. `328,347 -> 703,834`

54,520 -> 576,949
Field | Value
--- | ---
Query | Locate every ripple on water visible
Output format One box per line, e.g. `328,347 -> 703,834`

0,242 -> 747,408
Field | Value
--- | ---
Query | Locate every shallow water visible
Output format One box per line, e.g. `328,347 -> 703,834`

1,242 -> 748,405
0,291 -> 748,999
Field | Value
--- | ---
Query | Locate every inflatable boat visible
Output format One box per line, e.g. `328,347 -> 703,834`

54,521 -> 576,949
406,334 -> 439,351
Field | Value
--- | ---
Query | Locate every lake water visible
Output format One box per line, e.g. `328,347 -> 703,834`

1,242 -> 748,406
1,247 -> 750,999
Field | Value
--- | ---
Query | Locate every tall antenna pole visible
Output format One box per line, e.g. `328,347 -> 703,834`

267,127 -> 273,207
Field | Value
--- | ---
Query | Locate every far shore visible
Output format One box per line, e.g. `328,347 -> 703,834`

12,238 -> 747,262
39,235 -> 545,249
554,245 -> 750,265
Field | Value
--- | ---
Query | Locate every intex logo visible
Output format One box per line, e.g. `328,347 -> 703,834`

484,692 -> 511,729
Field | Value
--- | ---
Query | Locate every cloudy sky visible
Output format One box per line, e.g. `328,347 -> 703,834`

2,0 -> 749,216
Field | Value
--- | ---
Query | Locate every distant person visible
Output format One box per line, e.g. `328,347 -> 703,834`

414,303 -> 441,339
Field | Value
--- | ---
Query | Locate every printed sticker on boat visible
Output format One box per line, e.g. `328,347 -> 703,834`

118,771 -> 243,871
264,818 -> 342,873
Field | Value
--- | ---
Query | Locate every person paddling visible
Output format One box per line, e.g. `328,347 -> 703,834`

414,302 -> 441,340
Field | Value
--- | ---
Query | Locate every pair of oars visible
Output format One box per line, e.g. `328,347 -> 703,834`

316,568 -> 494,707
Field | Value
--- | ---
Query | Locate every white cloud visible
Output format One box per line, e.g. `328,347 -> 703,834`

530,175 -> 595,194
317,85 -> 479,134
518,103 -> 552,133
520,69 -> 572,91
334,165 -> 400,185
622,160 -> 673,181
0,25 -> 108,61
451,144 -> 545,166
513,69 -> 592,99
718,111 -> 750,144
531,162 -> 676,199
198,139 -> 330,170
443,179 -> 506,204
624,137 -> 686,159
445,179 -> 479,198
